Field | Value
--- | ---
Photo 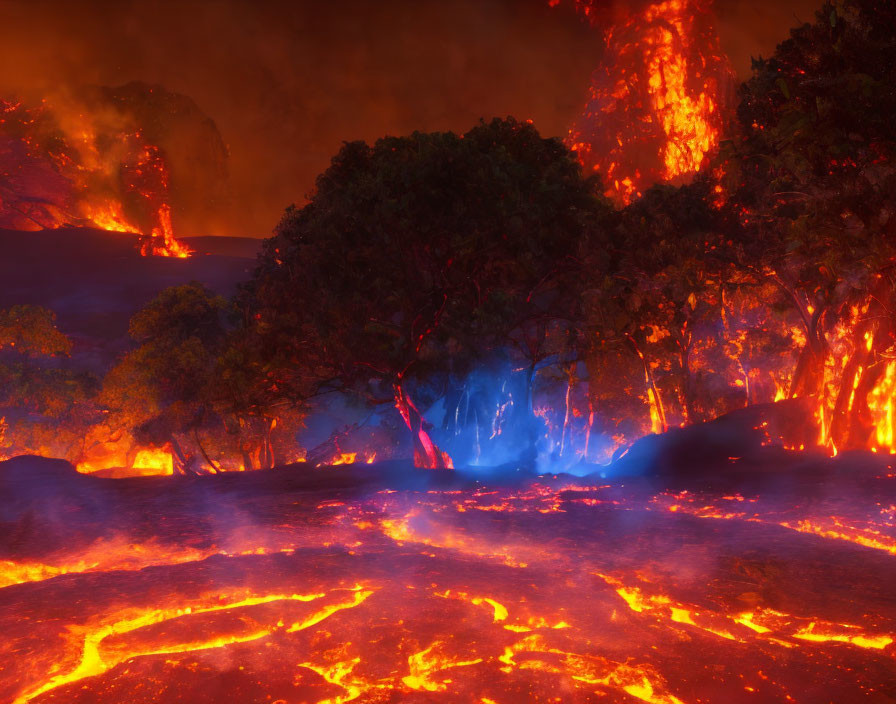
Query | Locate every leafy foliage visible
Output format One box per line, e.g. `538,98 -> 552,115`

0,305 -> 98,462
101,284 -> 233,471
245,117 -> 610,465
721,0 -> 896,447
0,305 -> 72,357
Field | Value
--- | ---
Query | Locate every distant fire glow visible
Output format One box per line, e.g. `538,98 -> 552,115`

0,96 -> 190,257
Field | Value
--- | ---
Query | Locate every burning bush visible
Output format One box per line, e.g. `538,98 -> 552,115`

99,284 -> 306,474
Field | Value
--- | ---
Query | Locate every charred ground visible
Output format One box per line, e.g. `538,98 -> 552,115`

1,448 -> 895,704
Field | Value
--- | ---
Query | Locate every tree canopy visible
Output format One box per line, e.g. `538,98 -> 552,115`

722,0 -> 896,449
0,305 -> 98,463
245,117 -> 610,467
101,283 -> 233,473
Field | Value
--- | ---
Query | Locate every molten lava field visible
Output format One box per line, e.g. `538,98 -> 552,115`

0,456 -> 894,704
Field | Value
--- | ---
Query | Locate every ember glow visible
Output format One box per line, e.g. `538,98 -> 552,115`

75,448 -> 175,477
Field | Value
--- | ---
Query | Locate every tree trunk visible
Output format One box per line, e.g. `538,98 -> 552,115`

193,429 -> 221,473
584,401 -> 594,462
559,365 -> 575,458
442,384 -> 464,436
645,365 -> 667,434
265,418 -> 277,468
394,382 -> 453,469
259,419 -> 275,469
678,340 -> 702,425
168,435 -> 189,475
627,335 -> 667,434
829,321 -> 872,450
238,417 -> 256,471
847,360 -> 887,449
841,287 -> 895,450
789,307 -> 826,400
518,362 -> 541,465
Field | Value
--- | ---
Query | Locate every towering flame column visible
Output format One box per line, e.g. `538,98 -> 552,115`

559,0 -> 734,204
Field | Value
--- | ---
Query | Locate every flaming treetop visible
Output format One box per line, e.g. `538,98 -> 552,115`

556,0 -> 734,204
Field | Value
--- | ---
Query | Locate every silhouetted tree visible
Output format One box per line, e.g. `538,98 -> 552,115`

245,118 -> 608,468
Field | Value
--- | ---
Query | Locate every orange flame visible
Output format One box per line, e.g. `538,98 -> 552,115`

562,0 -> 733,204
131,448 -> 174,476
76,447 -> 174,476
327,451 -> 378,466
0,96 -> 191,257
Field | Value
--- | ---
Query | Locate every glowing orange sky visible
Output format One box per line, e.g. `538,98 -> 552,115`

0,0 -> 820,237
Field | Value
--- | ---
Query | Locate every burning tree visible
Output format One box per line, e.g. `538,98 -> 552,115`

562,0 -> 896,460
99,285 -> 231,474
580,178 -> 799,446
724,0 -> 896,452
245,118 -> 607,469
98,284 -> 300,474
555,0 -> 735,204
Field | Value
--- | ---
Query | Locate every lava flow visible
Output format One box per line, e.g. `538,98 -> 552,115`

2,460 -> 894,704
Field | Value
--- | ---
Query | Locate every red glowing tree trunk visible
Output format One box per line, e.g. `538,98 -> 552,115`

559,363 -> 577,458
783,279 -> 896,453
394,383 -> 453,470
626,334 -> 667,434
166,436 -> 195,475
193,429 -> 221,473
789,304 -> 827,401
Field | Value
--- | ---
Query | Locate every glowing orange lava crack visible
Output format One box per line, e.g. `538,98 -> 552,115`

13,586 -> 374,704
595,572 -> 894,653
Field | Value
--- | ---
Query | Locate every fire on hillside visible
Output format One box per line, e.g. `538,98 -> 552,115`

0,88 -> 201,257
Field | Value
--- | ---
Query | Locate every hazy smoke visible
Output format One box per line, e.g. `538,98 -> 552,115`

0,0 -> 821,238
